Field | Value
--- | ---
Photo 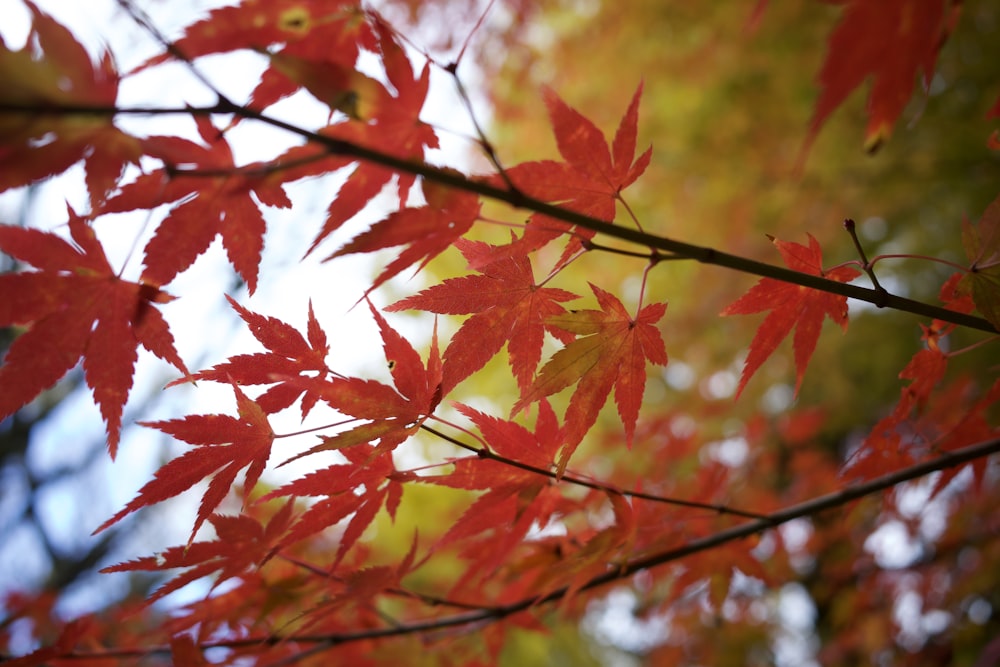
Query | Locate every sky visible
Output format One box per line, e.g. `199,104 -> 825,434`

0,0 -> 490,614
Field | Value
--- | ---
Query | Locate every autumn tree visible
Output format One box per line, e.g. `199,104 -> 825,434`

1,0 -> 998,665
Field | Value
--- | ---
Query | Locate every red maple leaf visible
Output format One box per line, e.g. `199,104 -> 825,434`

262,444 -> 413,566
0,1 -> 142,206
285,301 -> 443,463
891,272 -> 976,424
804,0 -> 958,156
845,273 -> 980,483
101,115 -> 292,294
528,491 -> 636,604
325,179 -> 480,295
134,0 -> 376,79
722,234 -> 861,398
276,535 -> 424,639
929,378 -> 1000,494
303,18 -> 440,257
244,7 -> 378,116
499,83 -> 651,261
172,296 -> 331,417
386,238 -> 579,393
95,384 -> 275,543
513,284 -> 668,471
0,208 -> 188,456
132,0 -> 385,136
102,501 -> 294,605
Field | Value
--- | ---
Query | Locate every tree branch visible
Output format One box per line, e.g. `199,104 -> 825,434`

419,423 -> 771,520
1,100 -> 994,334
17,436 -> 997,663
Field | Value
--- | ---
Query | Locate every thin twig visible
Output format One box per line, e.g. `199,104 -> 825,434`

421,423 -> 774,520
115,0 -> 235,109
843,218 -> 887,305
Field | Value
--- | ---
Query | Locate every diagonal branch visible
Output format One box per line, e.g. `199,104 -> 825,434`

16,436 -> 998,664
419,423 -> 771,520
0,99 -> 995,334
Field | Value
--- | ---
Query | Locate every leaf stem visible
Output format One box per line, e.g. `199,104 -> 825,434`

274,418 -> 361,440
869,253 -> 971,274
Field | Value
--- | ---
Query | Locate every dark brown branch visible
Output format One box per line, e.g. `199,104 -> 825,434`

419,423 -> 770,520
0,100 -> 994,334
21,435 -> 997,663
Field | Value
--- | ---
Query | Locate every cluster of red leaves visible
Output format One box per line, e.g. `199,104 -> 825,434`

0,0 -> 998,665
846,273 -> 1000,487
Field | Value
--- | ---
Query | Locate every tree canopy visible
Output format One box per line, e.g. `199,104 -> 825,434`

1,0 -> 998,665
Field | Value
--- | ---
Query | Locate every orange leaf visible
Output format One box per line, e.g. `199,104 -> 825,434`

103,503 -> 294,605
387,238 -> 579,393
421,401 -> 577,582
287,302 -> 443,463
514,284 -> 667,470
263,445 -> 413,564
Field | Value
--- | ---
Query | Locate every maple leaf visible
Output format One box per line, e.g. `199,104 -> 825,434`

285,301 -> 443,463
0,208 -> 188,456
804,0 -> 957,156
513,284 -> 667,470
133,1 -> 371,64
845,274 -> 978,483
94,384 -> 275,544
262,444 -> 414,565
960,193 -> 1000,329
929,378 -> 1000,494
0,1 -> 142,205
283,535 -> 424,639
303,17 -> 440,256
171,296 -> 331,417
102,502 -> 294,605
134,4 -> 439,269
261,50 -> 386,121
530,491 -> 637,604
499,83 -> 652,261
386,238 -> 579,393
134,0 -> 378,113
722,234 -> 861,398
101,115 -> 292,294
326,179 -> 480,295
